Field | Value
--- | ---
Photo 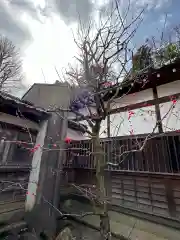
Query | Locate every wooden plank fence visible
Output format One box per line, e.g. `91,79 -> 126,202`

0,124 -> 36,225
62,133 -> 180,224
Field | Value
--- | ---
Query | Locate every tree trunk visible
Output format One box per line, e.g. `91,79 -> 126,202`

92,121 -> 111,240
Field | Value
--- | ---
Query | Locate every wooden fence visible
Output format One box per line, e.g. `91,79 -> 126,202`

64,132 -> 180,173
0,123 -> 36,225
63,132 -> 180,226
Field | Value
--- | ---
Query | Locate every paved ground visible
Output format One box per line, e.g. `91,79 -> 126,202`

70,221 -> 117,240
1,199 -> 179,240
61,199 -> 180,240
0,201 -> 25,226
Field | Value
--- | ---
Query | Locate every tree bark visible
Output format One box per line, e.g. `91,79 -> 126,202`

92,121 -> 111,240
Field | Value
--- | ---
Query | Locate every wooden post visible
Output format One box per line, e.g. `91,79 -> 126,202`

53,111 -> 68,208
25,112 -> 68,238
107,102 -> 110,138
153,86 -> 163,133
107,115 -> 110,138
25,120 -> 48,212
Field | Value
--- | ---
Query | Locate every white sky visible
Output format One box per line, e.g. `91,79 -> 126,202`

21,0 -> 107,87
21,0 -> 115,87
22,11 -> 77,86
0,0 -> 169,94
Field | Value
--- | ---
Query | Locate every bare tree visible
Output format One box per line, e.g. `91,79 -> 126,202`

0,35 -> 23,91
1,19 -> 180,240
61,1 -> 146,239
44,11 -> 180,240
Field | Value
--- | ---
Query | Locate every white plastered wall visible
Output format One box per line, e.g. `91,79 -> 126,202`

157,80 -> 180,98
108,89 -> 156,136
159,100 -> 180,132
110,89 -> 154,109
67,80 -> 180,138
110,105 -> 157,136
157,80 -> 180,132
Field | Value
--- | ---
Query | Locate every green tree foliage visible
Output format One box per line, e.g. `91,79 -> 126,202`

156,43 -> 180,65
132,42 -> 180,72
132,45 -> 152,73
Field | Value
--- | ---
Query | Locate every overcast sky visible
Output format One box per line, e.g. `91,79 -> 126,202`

0,0 -> 177,93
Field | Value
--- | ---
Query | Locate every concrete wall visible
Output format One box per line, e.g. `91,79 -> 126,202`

23,83 -> 71,109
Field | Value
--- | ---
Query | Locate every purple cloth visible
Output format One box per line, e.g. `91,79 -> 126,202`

70,90 -> 94,111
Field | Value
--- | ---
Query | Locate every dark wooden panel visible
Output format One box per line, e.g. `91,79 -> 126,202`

67,134 -> 180,175
0,170 -> 29,204
68,167 -> 180,223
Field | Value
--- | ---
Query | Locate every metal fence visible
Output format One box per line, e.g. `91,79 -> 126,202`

64,132 -> 180,174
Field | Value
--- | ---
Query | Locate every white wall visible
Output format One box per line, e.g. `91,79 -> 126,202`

160,99 -> 180,132
157,80 -> 180,133
68,108 -> 107,140
67,107 -> 97,119
67,128 -> 89,140
110,89 -> 154,110
67,80 -> 180,138
103,80 -> 180,136
110,105 -> 157,136
68,89 -> 156,138
104,89 -> 155,137
79,118 -> 108,139
157,80 -> 180,98
66,119 -> 107,140
99,119 -> 108,138
68,112 -> 76,120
